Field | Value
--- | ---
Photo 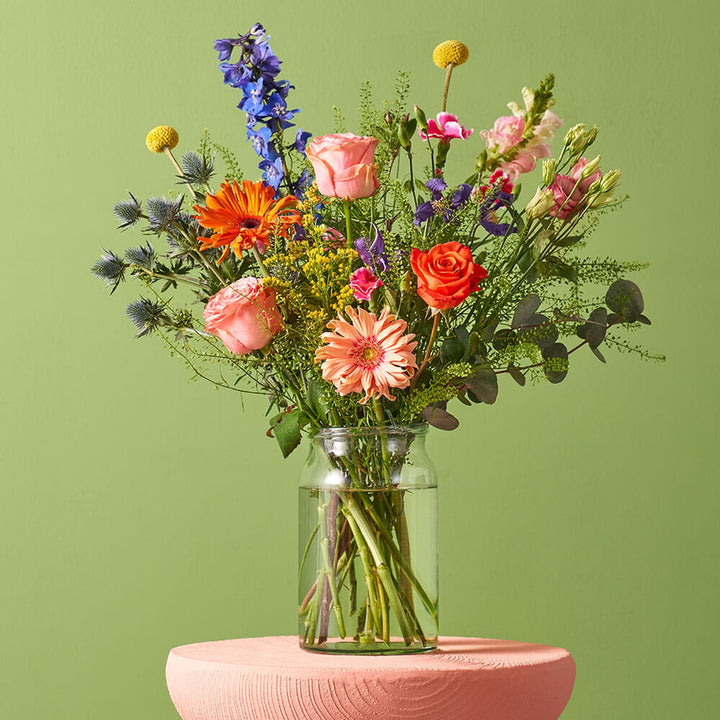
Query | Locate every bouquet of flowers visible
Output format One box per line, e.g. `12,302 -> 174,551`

93,25 -> 660,652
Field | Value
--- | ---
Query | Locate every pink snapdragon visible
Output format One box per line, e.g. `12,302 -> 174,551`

480,110 -> 563,182
419,112 -> 473,142
350,267 -> 383,301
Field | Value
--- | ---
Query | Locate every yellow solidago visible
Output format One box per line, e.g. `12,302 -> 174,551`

332,285 -> 356,315
145,126 -> 179,153
432,41 -> 469,69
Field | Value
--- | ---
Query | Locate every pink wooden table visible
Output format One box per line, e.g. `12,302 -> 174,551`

166,635 -> 575,720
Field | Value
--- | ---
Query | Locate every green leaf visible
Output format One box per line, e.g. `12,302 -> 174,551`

465,365 -> 498,404
507,363 -> 526,387
305,378 -> 329,420
421,405 -> 460,430
519,313 -> 558,349
605,279 -> 644,322
542,342 -> 569,384
273,408 -> 308,458
585,307 -> 608,350
512,294 -> 541,329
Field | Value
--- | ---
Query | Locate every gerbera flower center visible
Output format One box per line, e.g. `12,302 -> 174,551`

351,338 -> 385,368
239,216 -> 262,230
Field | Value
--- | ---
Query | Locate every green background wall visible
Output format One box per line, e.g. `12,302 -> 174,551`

1,1 -> 717,718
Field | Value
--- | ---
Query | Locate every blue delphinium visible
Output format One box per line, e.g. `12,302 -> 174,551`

214,24 -> 312,196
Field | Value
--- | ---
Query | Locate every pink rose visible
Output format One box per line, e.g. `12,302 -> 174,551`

549,157 -> 602,220
306,133 -> 380,200
349,267 -> 383,301
203,277 -> 282,355
419,112 -> 473,142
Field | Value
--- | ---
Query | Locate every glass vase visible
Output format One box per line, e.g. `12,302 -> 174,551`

298,425 -> 438,655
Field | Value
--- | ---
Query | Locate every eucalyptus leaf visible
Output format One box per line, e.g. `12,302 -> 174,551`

421,405 -> 460,431
512,294 -> 541,329
507,363 -> 526,387
519,313 -> 558,348
591,345 -> 606,363
541,342 -> 569,384
605,279 -> 644,322
465,365 -> 498,404
585,307 -> 608,350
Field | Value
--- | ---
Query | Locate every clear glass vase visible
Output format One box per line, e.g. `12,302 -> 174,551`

298,425 -> 438,655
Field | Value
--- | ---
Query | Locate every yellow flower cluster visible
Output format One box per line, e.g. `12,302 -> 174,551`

432,40 -> 469,69
145,125 -> 179,153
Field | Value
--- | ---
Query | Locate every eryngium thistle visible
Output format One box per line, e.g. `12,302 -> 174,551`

124,244 -> 155,270
126,298 -> 167,337
91,250 -> 127,294
114,192 -> 143,229
146,195 -> 185,233
180,152 -> 214,186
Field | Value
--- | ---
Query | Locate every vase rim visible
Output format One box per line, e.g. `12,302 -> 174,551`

311,423 -> 429,439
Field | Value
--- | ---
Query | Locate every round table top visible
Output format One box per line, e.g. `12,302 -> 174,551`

166,635 -> 576,720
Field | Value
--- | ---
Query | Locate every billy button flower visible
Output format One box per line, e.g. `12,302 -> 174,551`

432,40 -> 469,112
145,125 -> 196,197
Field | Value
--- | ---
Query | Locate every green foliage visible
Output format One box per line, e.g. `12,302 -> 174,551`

93,66 -> 662,455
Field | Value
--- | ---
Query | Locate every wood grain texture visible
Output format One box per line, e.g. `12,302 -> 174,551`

166,636 -> 575,720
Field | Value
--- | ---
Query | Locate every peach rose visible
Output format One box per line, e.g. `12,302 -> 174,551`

410,241 -> 488,311
203,277 -> 282,355
306,133 -> 379,200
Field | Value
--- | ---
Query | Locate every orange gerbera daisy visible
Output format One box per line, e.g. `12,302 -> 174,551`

193,180 -> 301,262
315,307 -> 418,404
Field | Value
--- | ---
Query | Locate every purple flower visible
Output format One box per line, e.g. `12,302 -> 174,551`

294,129 -> 312,154
452,183 -> 473,208
479,188 -> 516,237
426,177 -> 447,199
354,225 -> 389,273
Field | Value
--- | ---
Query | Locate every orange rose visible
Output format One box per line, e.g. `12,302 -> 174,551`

410,241 -> 487,311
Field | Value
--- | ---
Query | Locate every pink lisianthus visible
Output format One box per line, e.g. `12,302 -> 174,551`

203,277 -> 282,355
306,133 -> 379,200
349,267 -> 383,301
548,157 -> 602,220
419,112 -> 473,142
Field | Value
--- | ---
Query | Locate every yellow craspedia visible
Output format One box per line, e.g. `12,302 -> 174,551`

432,40 -> 469,69
145,125 -> 179,153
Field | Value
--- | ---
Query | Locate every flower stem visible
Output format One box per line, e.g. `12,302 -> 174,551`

162,147 -> 197,198
441,64 -> 455,112
343,199 -> 354,248
410,312 -> 441,390
252,246 -> 271,278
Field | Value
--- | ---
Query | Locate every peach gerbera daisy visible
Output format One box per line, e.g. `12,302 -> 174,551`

193,180 -> 301,262
315,307 -> 418,404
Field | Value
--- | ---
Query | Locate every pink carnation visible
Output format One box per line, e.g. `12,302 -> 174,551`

349,267 -> 383,301
419,112 -> 473,142
548,157 -> 602,220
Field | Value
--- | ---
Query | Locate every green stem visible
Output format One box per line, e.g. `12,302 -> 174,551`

343,199 -> 354,248
252,246 -> 271,278
441,64 -> 455,112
